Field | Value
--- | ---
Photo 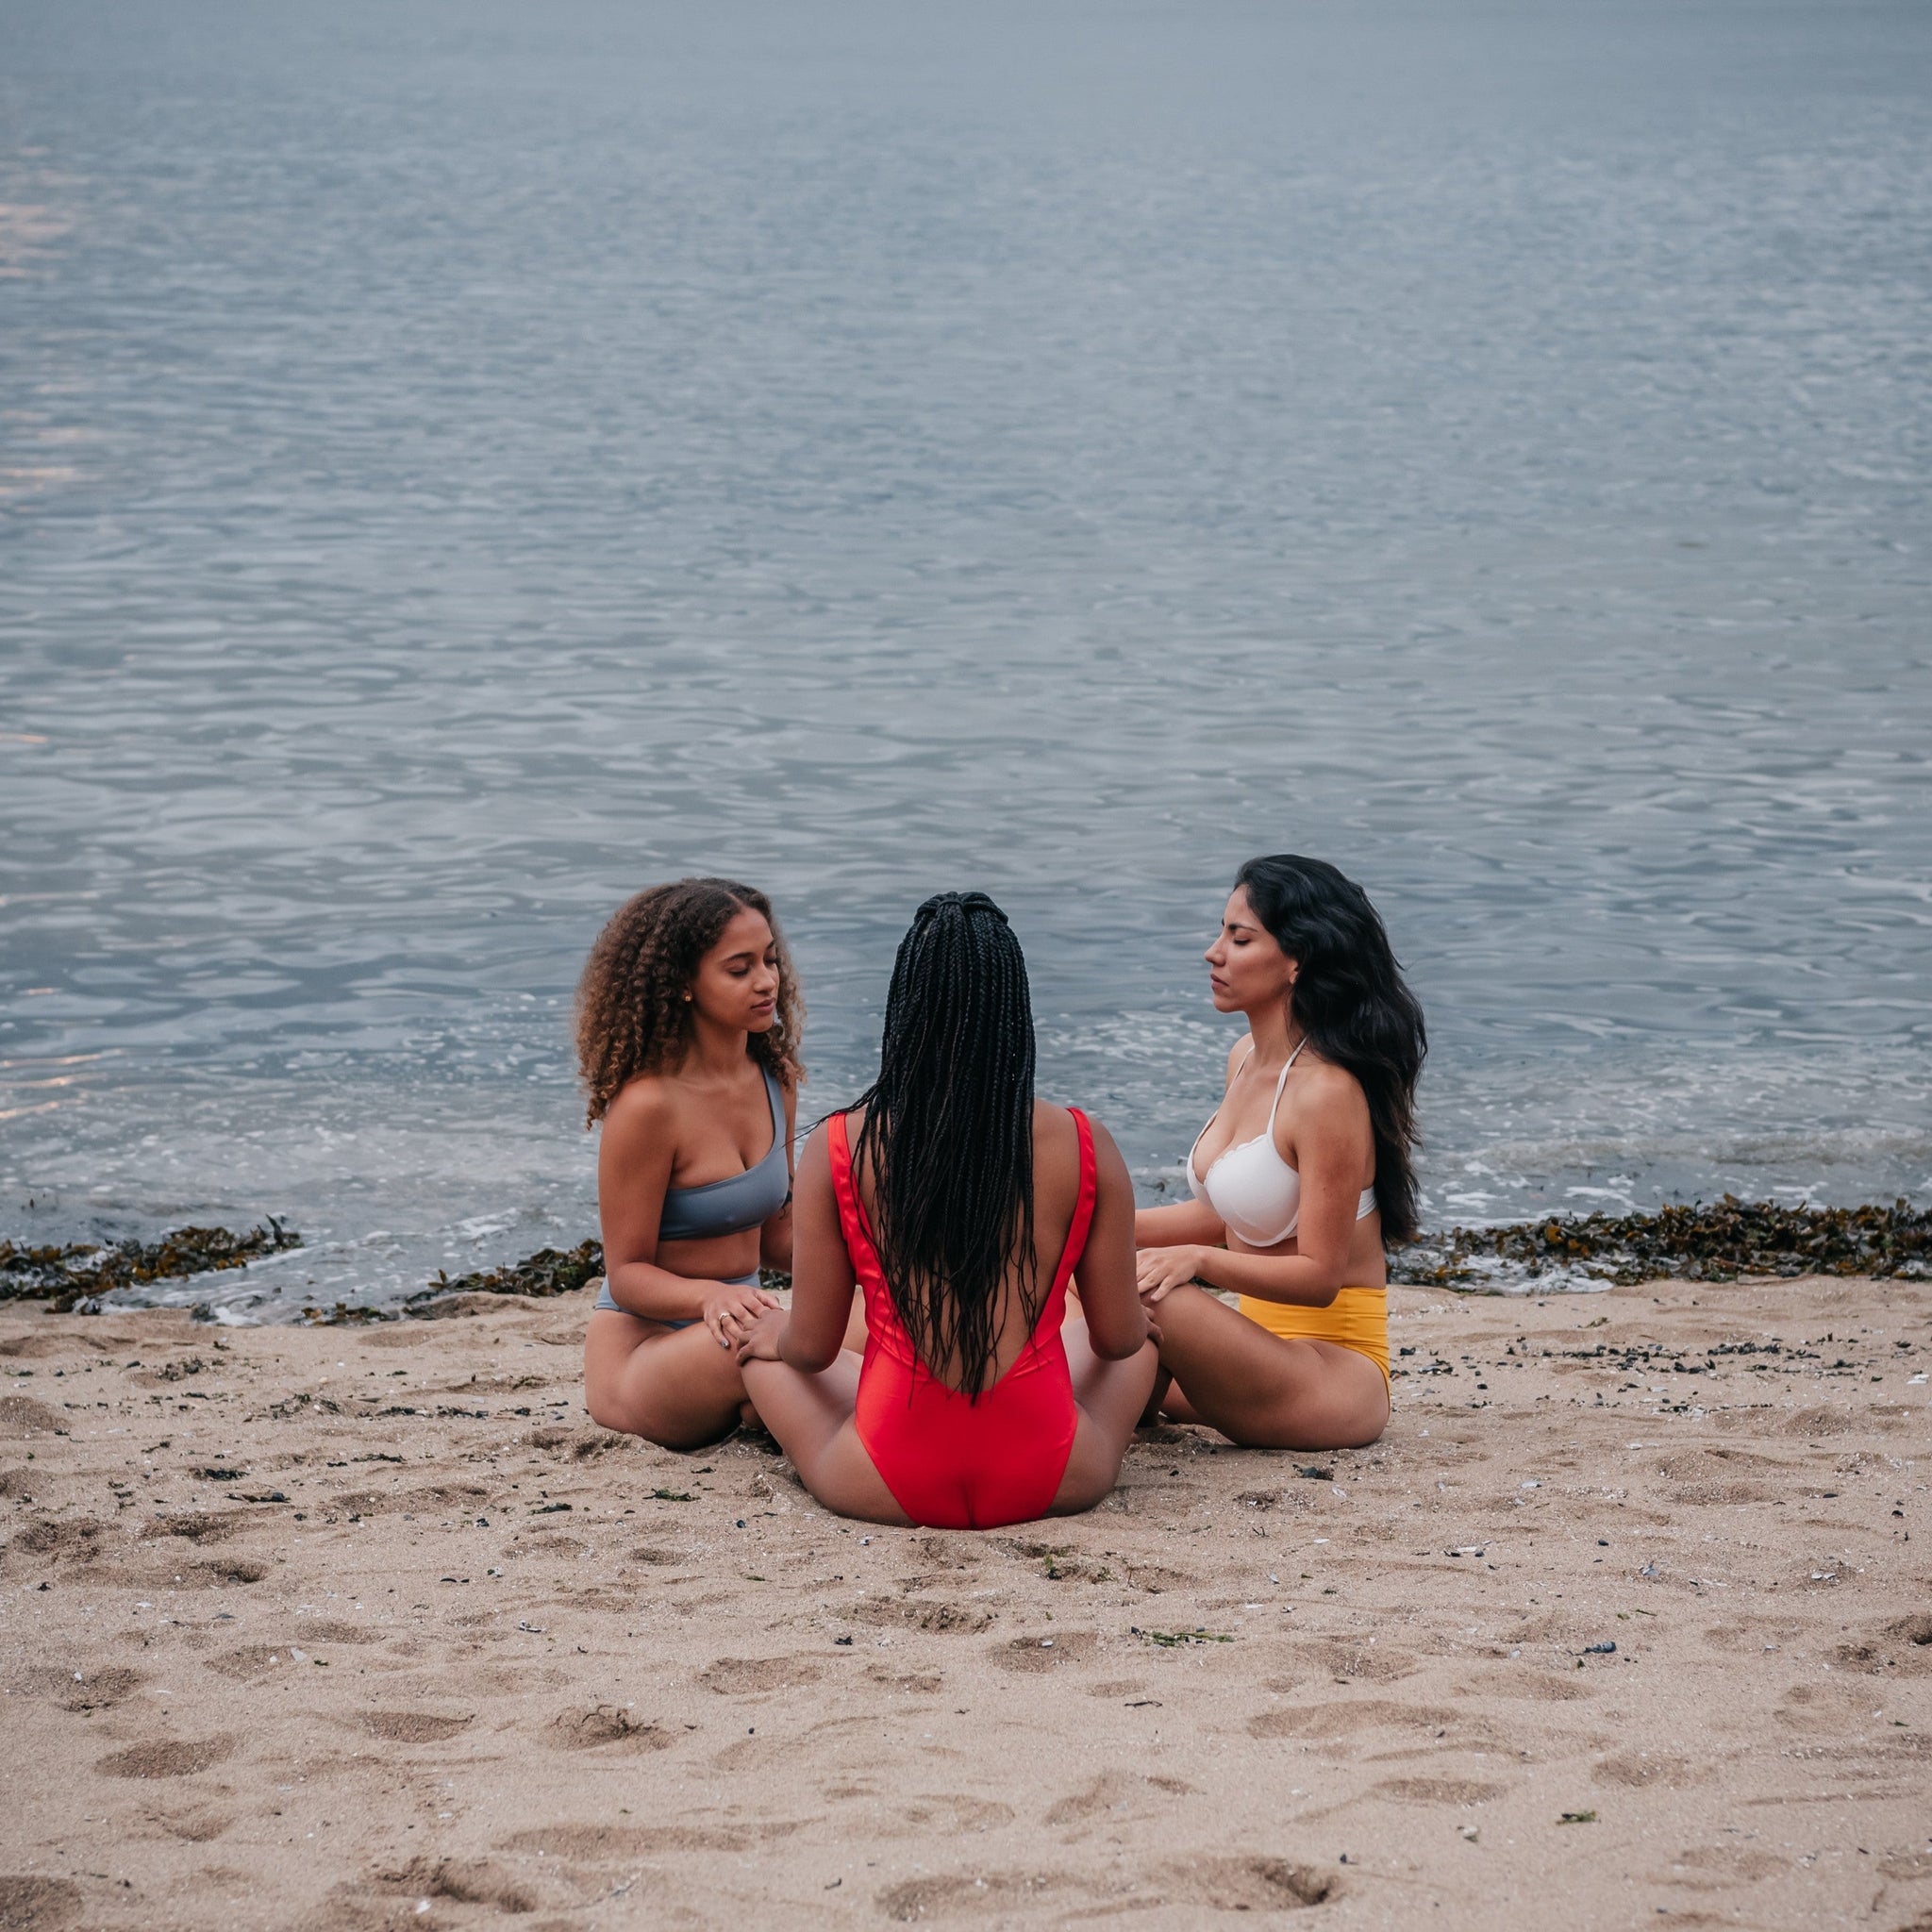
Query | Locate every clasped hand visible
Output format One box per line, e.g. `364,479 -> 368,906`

702,1278 -> 781,1351
733,1303 -> 789,1363
1136,1244 -> 1206,1303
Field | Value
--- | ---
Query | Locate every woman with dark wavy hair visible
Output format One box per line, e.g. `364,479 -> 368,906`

578,877 -> 805,1450
1134,856 -> 1426,1449
737,892 -> 1157,1529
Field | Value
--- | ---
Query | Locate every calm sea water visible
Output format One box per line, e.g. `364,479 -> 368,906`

3,1 -> 1928,1315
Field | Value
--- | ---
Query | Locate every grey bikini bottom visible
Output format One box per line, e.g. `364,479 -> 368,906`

592,1270 -> 761,1327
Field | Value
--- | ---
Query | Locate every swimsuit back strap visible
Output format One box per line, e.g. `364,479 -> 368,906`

834,1108 -> 1097,1336
825,1110 -> 879,1271
1052,1108 -> 1099,1297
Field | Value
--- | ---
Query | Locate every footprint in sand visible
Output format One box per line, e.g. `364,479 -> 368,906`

1045,1770 -> 1196,1826
867,1667 -> 944,1693
348,1710 -> 475,1743
994,1631 -> 1101,1673
140,1512 -> 243,1545
1649,1842 -> 1788,1889
0,1394 -> 67,1439
698,1654 -> 825,1695
875,1794 -> 1017,1839
0,1875 -> 83,1929
1300,1638 -> 1419,1684
847,1598 -> 994,1636
548,1705 -> 671,1751
876,1871 -> 1065,1921
6,1516 -> 109,1572
19,1664 -> 145,1710
1371,1775 -> 1505,1806
1592,1751 -> 1702,1790
1156,1855 -> 1338,1911
501,1824 -> 653,1858
1124,1564 -> 1196,1595
94,1736 -> 235,1779
192,1556 -> 268,1585
151,1806 -> 234,1842
374,1857 -> 542,1916
1249,1697 -> 1481,1746
1834,1612 -> 1932,1674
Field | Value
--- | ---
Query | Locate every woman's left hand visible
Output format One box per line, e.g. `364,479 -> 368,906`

735,1305 -> 790,1364
1137,1245 -> 1206,1303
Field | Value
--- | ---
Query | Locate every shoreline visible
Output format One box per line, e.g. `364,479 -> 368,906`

3,1274 -> 1926,1928
6,1195 -> 1927,1322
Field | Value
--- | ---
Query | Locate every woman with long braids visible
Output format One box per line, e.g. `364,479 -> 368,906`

1134,856 -> 1426,1449
737,892 -> 1157,1529
578,878 -> 804,1450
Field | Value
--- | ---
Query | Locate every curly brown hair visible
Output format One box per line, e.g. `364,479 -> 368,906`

575,877 -> 805,1124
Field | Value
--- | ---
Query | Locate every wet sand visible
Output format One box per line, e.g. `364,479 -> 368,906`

2,1276 -> 1927,1930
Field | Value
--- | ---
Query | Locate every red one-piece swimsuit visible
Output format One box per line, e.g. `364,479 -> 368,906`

827,1108 -> 1097,1532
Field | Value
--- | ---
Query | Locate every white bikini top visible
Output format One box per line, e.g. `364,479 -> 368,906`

1186,1040 -> 1377,1249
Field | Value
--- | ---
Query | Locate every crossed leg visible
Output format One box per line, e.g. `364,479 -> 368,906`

1048,1326 -> 1161,1514
582,1306 -> 757,1452
1147,1284 -> 1390,1449
737,1351 -> 910,1524
741,1322 -> 1159,1527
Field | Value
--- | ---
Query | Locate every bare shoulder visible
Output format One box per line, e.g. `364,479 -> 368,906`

1031,1100 -> 1084,1178
793,1117 -> 832,1177
601,1073 -> 682,1147
1292,1057 -> 1371,1121
1083,1112 -> 1132,1191
1038,1103 -> 1129,1189
1224,1033 -> 1254,1085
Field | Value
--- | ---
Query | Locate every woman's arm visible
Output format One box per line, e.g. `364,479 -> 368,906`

599,1084 -> 775,1342
1134,1196 -> 1224,1248
1136,1064 -> 1371,1309
758,1074 -> 799,1274
741,1124 -> 855,1373
1073,1120 -> 1153,1361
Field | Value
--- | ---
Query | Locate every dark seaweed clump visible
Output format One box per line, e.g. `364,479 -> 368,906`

1391,1196 -> 1930,1289
409,1239 -> 607,1306
0,1221 -> 302,1313
304,1241 -> 794,1324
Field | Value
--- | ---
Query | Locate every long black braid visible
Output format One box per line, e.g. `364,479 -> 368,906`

850,891 -> 1038,1399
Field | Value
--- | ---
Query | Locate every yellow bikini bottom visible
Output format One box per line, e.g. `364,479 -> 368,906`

1236,1286 -> 1390,1386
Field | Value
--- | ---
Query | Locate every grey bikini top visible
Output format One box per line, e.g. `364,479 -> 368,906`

658,1065 -> 791,1242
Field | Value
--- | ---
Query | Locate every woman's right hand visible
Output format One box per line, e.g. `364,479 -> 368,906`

701,1278 -> 781,1352
734,1304 -> 790,1364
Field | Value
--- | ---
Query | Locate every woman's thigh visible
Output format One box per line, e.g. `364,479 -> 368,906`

1051,1324 -> 1160,1515
739,1355 -> 911,1526
1151,1286 -> 1389,1450
582,1310 -> 750,1450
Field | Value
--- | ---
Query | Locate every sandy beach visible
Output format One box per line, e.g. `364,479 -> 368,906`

3,1276 -> 1926,1931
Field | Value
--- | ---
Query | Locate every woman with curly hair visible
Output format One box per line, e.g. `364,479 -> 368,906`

578,877 -> 805,1449
1134,855 -> 1426,1451
736,891 -> 1157,1528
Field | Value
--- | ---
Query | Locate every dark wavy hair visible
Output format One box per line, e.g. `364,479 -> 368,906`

1235,855 -> 1427,1243
575,877 -> 803,1124
850,891 -> 1037,1398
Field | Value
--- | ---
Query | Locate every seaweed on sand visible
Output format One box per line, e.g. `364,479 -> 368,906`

1391,1195 -> 1930,1290
0,1221 -> 302,1313
408,1240 -> 607,1306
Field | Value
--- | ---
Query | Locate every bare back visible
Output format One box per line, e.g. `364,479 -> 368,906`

843,1098 -> 1139,1392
